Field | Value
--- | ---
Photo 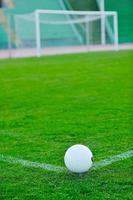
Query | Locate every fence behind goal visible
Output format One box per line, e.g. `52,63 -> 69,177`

8,10 -> 118,56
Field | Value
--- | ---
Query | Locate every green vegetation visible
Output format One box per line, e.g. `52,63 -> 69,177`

0,50 -> 133,199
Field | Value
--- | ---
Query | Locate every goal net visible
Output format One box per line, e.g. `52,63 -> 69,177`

12,10 -> 118,56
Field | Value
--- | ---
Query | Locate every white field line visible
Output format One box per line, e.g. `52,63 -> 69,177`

92,150 -> 133,170
0,154 -> 64,172
0,150 -> 133,173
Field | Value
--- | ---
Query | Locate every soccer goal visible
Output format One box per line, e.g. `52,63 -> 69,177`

13,10 -> 118,57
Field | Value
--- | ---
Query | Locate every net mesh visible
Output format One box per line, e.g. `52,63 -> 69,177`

12,11 -> 116,49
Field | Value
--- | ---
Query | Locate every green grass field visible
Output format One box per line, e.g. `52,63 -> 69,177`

0,50 -> 133,200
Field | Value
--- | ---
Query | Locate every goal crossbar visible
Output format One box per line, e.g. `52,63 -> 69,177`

35,9 -> 116,16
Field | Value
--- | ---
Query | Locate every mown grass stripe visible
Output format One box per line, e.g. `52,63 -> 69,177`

0,150 -> 133,172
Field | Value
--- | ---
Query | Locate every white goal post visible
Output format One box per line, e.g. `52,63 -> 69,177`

13,9 -> 119,57
35,10 -> 118,57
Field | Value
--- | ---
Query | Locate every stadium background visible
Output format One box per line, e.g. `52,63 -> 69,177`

0,0 -> 133,50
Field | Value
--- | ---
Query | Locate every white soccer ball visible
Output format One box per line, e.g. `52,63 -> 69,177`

64,144 -> 93,173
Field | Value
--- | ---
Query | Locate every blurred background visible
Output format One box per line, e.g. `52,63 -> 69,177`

0,0 -> 133,57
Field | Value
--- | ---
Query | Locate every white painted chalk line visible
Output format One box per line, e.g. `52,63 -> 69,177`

0,150 -> 133,173
0,154 -> 64,172
92,150 -> 133,170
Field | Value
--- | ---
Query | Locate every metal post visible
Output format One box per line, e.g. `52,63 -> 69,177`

101,13 -> 106,45
35,11 -> 41,57
86,16 -> 89,49
114,13 -> 119,50
7,14 -> 12,58
100,0 -> 106,45
100,0 -> 105,12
